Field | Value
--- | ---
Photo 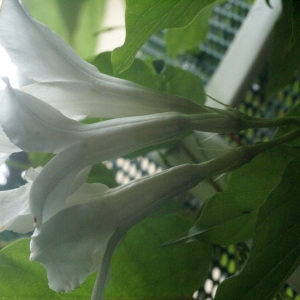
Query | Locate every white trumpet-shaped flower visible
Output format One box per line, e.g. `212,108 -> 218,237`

0,0 -> 207,120
0,158 -> 220,296
0,82 -> 257,226
0,82 -> 251,153
29,161 -> 220,297
29,129 -> 300,299
0,82 -> 216,154
1,124 -> 299,298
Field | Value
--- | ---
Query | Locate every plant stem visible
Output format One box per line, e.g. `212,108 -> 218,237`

91,229 -> 125,300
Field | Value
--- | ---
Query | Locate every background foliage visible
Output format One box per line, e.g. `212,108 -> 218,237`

1,0 -> 300,299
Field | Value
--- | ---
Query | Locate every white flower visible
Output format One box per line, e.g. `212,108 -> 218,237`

29,162 -> 213,296
1,159 -> 215,297
30,133 -> 297,298
0,0 -> 206,120
0,82 -> 207,154
2,122 -> 299,299
0,83 -> 259,227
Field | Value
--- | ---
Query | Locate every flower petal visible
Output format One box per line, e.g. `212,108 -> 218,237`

0,125 -> 21,153
30,162 -> 211,295
0,167 -> 40,233
0,153 -> 10,165
0,183 -> 33,233
0,83 -> 83,153
0,0 -> 205,120
28,142 -> 84,223
0,89 -> 21,154
23,79 -> 206,120
0,0 -> 98,82
28,110 -> 196,224
30,195 -> 116,292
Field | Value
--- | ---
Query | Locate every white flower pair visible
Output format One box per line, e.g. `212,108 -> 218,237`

1,1 -> 297,299
0,1 -> 227,297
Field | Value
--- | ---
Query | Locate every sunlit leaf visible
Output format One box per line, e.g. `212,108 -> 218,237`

159,64 -> 205,104
28,152 -> 55,168
164,4 -> 213,57
23,0 -> 105,58
93,51 -> 159,89
56,0 -> 85,39
111,0 -> 219,74
94,52 -> 205,104
214,158 -> 300,300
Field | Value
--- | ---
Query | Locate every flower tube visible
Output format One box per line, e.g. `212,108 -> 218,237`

30,163 -> 204,294
2,82 -> 299,156
0,82 -> 221,154
0,83 -> 285,225
0,0 -> 208,120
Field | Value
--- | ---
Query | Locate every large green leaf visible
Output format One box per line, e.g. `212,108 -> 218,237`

164,4 -> 213,57
94,52 -> 205,104
177,145 -> 299,245
111,0 -> 219,74
93,51 -> 159,89
23,0 -> 106,58
56,0 -> 85,39
0,217 -> 210,299
214,158 -> 300,300
105,214 -> 212,299
0,239 -> 96,298
266,0 -> 300,98
158,64 -> 205,104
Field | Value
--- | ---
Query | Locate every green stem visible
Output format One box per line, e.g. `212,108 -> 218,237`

91,228 -> 125,300
243,116 -> 300,130
204,128 -> 300,177
190,110 -> 300,134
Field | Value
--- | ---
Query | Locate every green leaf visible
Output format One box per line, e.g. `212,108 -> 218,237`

105,214 -> 212,299
172,104 -> 300,246
214,158 -> 300,300
111,0 -> 218,74
87,162 -> 118,188
93,51 -> 159,89
179,145 -> 300,245
275,103 -> 300,146
28,153 -> 117,188
0,239 -> 96,298
93,52 -> 205,104
164,4 -> 213,57
56,0 -> 85,39
23,0 -> 106,58
159,64 -> 205,104
266,0 -> 300,98
28,152 -> 55,168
